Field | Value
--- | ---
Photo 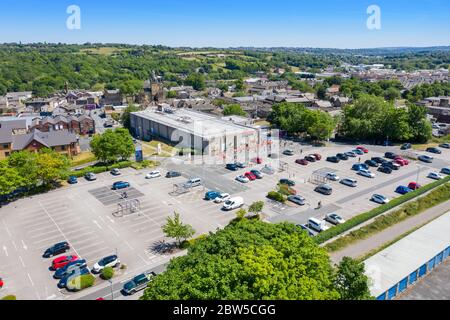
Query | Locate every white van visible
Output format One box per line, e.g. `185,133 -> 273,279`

183,177 -> 202,188
222,197 -> 244,211
308,217 -> 330,232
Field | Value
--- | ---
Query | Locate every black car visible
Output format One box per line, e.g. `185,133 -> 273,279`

326,156 -> 340,163
304,155 -> 316,162
365,160 -> 379,167
371,157 -> 385,164
279,179 -> 295,187
426,147 -> 442,154
336,153 -> 349,160
382,161 -> 400,170
378,166 -> 392,174
439,143 -> 450,149
384,152 -> 397,159
166,171 -> 182,178
43,242 -> 70,258
283,150 -> 294,156
226,163 -> 238,171
401,143 -> 412,150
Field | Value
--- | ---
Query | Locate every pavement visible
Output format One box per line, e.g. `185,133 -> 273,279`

330,199 -> 450,264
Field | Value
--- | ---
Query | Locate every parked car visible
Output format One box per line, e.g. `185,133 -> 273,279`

145,171 -> 161,179
296,159 -> 308,165
308,218 -> 329,232
352,163 -> 369,171
371,194 -> 389,204
382,161 -> 400,170
345,151 -> 357,158
183,178 -> 202,188
395,185 -> 413,195
165,171 -> 182,178
54,260 -> 87,279
408,182 -> 421,190
371,157 -> 385,164
58,267 -> 90,289
358,169 -> 375,178
401,143 -> 412,150
428,172 -> 443,180
394,156 -> 409,165
305,155 -> 316,162
122,272 -> 156,295
43,242 -> 70,258
250,170 -> 263,179
236,175 -> 250,183
92,255 -> 120,273
112,181 -> 130,190
418,155 -> 434,163
204,190 -> 221,201
287,195 -> 306,206
365,160 -> 378,167
325,172 -> 340,181
279,179 -> 295,186
297,224 -> 316,237
110,168 -> 121,176
244,172 -> 257,181
214,193 -> 231,203
325,213 -> 345,225
313,153 -> 322,160
315,184 -> 333,195
253,157 -> 263,164
340,178 -> 358,187
261,165 -> 275,175
384,152 -> 397,159
439,143 -> 450,149
283,149 -> 294,156
336,153 -> 349,161
235,162 -> 247,168
356,146 -> 369,153
52,255 -> 79,270
353,149 -> 364,155
426,147 -> 442,154
222,197 -> 244,211
377,166 -> 392,174
84,172 -> 97,181
326,156 -> 340,163
441,167 -> 450,175
268,153 -> 278,159
226,163 -> 238,171
67,176 -> 78,184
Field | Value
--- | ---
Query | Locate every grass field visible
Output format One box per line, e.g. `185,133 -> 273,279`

70,151 -> 96,167
141,140 -> 175,157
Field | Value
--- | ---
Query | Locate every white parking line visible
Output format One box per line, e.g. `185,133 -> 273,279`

93,220 -> 103,230
108,225 -> 120,237
19,255 -> 26,268
124,240 -> 134,251
2,219 -> 12,237
2,245 -> 8,257
27,273 -> 35,287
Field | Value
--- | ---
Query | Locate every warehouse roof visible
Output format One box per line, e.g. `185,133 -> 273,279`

364,210 -> 450,297
132,108 -> 257,139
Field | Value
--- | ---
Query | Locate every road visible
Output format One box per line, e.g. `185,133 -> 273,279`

330,199 -> 450,264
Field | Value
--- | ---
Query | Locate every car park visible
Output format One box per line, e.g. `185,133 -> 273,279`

145,171 -> 161,179
283,149 -> 294,156
336,153 -> 349,161
353,149 -> 364,155
287,195 -> 306,205
111,168 -> 121,176
439,143 -> 450,149
183,178 -> 202,188
67,176 -> 78,184
250,169 -> 263,179
84,172 -> 97,181
326,156 -> 340,163
226,163 -> 238,171
325,172 -> 339,181
54,260 -> 87,279
222,197 -> 244,211
401,143 -> 412,150
43,242 -> 70,258
371,194 -> 389,204
418,155 -> 434,163
345,151 -> 357,158
244,172 -> 257,181
315,184 -> 333,195
340,178 -> 358,187
305,155 -> 316,162
408,182 -> 421,190
358,169 -> 375,178
112,181 -> 130,190
308,217 -> 330,232
426,147 -> 442,154
371,157 -> 385,164
236,175 -> 250,183
204,191 -> 221,201
325,213 -> 346,225
280,179 -> 295,186
58,267 -> 90,289
384,152 -> 397,159
122,272 -> 156,295
166,171 -> 182,178
214,193 -> 231,203
428,172 -> 443,180
52,255 -> 79,270
296,159 -> 308,165
365,160 -> 378,167
441,167 -> 450,175
396,185 -> 413,195
377,166 -> 392,174
382,161 -> 400,170
92,255 -> 120,273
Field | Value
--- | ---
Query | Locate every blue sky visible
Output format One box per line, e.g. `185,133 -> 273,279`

0,0 -> 449,48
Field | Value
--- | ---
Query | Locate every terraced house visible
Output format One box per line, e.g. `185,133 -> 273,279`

30,115 -> 95,135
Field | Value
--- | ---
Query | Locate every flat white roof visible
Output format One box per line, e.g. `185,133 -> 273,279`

364,210 -> 450,297
132,108 -> 257,139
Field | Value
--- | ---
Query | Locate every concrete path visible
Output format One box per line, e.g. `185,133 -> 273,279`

330,199 -> 450,264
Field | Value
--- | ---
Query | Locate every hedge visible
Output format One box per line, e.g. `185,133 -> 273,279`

1,295 -> 16,300
267,191 -> 286,203
100,267 -> 114,280
67,274 -> 96,292
70,161 -> 133,178
314,175 -> 450,245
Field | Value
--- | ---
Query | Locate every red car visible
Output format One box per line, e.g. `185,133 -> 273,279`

295,159 -> 308,165
394,159 -> 406,166
244,172 -> 257,181
252,157 -> 262,164
394,156 -> 409,165
408,182 -> 421,190
51,255 -> 78,270
356,146 -> 369,153
0,277 -> 4,288
313,153 -> 322,161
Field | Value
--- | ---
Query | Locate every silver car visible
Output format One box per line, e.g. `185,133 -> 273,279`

287,195 -> 306,206
340,178 -> 358,187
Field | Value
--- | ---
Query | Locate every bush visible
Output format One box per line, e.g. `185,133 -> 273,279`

180,234 -> 208,249
315,177 -> 450,245
267,191 -> 286,203
1,295 -> 16,300
100,267 -> 115,280
67,274 -> 95,292
278,183 -> 296,196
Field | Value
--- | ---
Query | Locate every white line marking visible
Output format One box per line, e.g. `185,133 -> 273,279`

2,245 -> 8,257
11,241 -> 18,251
108,225 -> 120,237
19,255 -> 26,268
138,254 -> 149,265
27,273 -> 35,287
21,240 -> 28,250
2,219 -> 12,237
93,220 -> 103,230
106,216 -> 115,224
124,240 -> 134,251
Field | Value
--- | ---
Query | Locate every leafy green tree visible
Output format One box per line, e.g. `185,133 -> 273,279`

0,161 -> 25,196
335,257 -> 373,300
248,201 -> 264,215
235,208 -> 247,220
384,87 -> 401,101
35,149 -> 70,186
307,110 -> 336,141
90,128 -> 134,163
162,212 -> 196,246
185,73 -> 206,91
223,104 -> 246,116
235,78 -> 245,91
407,103 -> 432,143
166,90 -> 177,98
7,151 -> 39,186
121,104 -> 140,131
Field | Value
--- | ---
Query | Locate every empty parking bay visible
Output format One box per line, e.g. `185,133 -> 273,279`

89,187 -> 145,206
